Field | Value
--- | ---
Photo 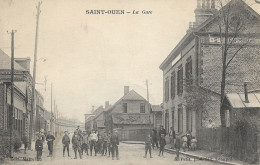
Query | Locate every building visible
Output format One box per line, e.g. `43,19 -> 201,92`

159,0 -> 260,136
104,86 -> 153,141
151,104 -> 163,129
0,49 -> 34,156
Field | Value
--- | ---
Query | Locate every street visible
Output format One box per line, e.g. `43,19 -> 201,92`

9,137 -> 222,165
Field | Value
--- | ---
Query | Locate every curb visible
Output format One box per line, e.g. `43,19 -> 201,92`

121,141 -> 242,165
164,148 -> 241,165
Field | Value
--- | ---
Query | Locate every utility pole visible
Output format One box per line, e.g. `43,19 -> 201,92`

50,83 -> 54,134
7,29 -> 16,158
146,80 -> 152,131
29,1 -> 42,149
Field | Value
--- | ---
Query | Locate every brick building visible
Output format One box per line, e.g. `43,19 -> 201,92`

159,0 -> 260,137
0,49 -> 34,156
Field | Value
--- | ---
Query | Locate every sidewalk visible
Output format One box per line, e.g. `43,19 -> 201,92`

121,141 -> 250,165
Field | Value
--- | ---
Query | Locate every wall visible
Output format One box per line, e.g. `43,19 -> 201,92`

111,100 -> 150,114
162,38 -> 197,135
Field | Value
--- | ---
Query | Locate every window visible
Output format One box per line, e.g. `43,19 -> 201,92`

140,103 -> 145,113
186,109 -> 192,132
185,58 -> 192,85
165,110 -> 169,133
122,103 -> 127,113
165,77 -> 169,102
177,65 -> 183,95
171,72 -> 175,99
171,107 -> 175,128
178,104 -> 183,132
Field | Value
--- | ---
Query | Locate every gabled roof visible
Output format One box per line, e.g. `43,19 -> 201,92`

106,89 -> 148,113
159,0 -> 260,70
121,90 -> 146,101
0,49 -> 26,71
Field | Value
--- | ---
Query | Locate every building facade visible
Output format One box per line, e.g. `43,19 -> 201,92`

159,0 -> 260,136
104,86 -> 153,141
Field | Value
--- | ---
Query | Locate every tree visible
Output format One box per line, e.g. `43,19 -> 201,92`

216,0 -> 258,127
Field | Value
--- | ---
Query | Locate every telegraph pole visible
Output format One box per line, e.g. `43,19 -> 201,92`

29,1 -> 42,149
146,80 -> 152,131
51,83 -> 53,134
7,30 -> 16,158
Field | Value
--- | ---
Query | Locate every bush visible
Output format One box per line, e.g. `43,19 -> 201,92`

13,131 -> 22,152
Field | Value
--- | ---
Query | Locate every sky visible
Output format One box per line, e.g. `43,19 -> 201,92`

0,0 -> 259,122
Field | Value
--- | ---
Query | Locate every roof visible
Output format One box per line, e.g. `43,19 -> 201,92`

106,89 -> 148,113
226,92 -> 260,109
0,49 -> 26,71
121,90 -> 146,101
112,113 -> 151,125
151,105 -> 163,112
159,0 -> 260,70
14,82 -> 27,96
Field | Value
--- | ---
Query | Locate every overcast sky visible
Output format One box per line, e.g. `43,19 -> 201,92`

1,0 -> 259,122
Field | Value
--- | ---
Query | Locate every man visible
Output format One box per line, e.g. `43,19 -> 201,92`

152,129 -> 158,149
72,130 -> 82,159
158,125 -> 166,141
89,129 -> 98,156
110,129 -> 119,160
62,131 -> 70,157
169,127 -> 176,149
46,131 -> 55,157
208,119 -> 215,128
81,131 -> 89,155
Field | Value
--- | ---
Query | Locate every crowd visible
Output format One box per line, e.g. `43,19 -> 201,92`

21,125 -> 197,161
148,125 -> 197,160
63,127 -> 120,160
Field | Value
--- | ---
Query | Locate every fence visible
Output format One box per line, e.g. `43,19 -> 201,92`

197,126 -> 259,163
119,129 -> 151,141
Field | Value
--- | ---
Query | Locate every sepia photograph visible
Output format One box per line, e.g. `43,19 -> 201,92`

0,0 -> 260,164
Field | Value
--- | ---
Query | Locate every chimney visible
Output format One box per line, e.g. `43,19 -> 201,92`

92,106 -> 95,113
244,82 -> 249,103
195,0 -> 217,26
14,57 -> 31,72
105,101 -> 109,109
124,86 -> 129,95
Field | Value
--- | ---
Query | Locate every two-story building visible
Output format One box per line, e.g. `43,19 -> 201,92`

159,0 -> 260,136
104,86 -> 152,141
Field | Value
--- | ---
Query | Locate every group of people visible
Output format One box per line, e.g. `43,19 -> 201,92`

147,125 -> 196,160
62,127 -> 120,160
34,130 -> 56,161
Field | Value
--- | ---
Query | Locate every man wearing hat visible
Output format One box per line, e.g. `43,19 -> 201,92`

72,130 -> 82,159
110,129 -> 119,160
174,133 -> 182,160
62,131 -> 70,157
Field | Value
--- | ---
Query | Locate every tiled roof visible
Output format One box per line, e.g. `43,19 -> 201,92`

0,49 -> 26,71
121,90 -> 146,101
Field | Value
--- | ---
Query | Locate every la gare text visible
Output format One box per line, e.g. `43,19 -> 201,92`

86,10 -> 152,15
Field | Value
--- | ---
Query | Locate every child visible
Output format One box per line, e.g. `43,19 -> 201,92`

158,134 -> 166,157
144,134 -> 152,158
35,134 -> 43,161
107,133 -> 112,157
182,135 -> 188,152
175,134 -> 182,160
190,138 -> 197,151
186,131 -> 192,150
